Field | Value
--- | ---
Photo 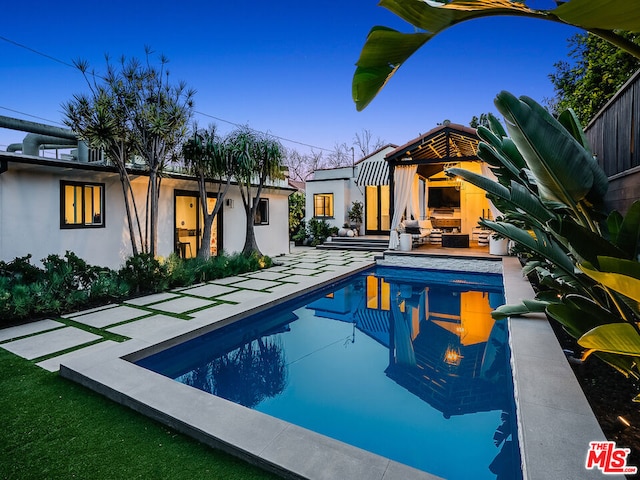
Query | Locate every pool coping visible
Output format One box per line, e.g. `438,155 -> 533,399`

58,253 -> 622,480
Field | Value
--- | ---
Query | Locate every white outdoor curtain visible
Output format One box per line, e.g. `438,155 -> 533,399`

411,175 -> 421,221
389,165 -> 418,249
390,283 -> 417,367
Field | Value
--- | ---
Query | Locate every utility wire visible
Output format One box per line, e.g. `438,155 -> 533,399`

0,34 -> 336,153
0,105 -> 65,126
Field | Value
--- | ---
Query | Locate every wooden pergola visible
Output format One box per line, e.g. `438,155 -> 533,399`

385,123 -> 481,213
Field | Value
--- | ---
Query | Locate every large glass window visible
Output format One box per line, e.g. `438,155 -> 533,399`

61,181 -> 104,228
313,193 -> 334,218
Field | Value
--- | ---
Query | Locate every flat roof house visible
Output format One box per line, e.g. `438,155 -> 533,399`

0,117 -> 292,269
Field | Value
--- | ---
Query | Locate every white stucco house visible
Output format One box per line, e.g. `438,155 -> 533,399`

304,145 -> 397,235
0,119 -> 292,269
305,124 -> 495,250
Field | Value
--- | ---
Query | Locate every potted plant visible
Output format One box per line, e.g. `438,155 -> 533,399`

347,200 -> 363,234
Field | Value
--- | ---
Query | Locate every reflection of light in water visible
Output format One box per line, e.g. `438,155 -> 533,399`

443,345 -> 463,366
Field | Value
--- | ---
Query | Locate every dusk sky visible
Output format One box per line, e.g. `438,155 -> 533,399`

0,1 -> 581,157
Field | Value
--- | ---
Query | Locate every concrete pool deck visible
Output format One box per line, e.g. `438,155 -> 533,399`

0,248 -> 622,479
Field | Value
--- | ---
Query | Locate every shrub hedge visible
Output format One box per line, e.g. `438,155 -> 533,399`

0,250 -> 272,326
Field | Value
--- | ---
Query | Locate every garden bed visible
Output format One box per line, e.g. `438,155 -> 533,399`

550,319 -> 640,470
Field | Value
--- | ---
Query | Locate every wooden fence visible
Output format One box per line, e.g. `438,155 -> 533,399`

585,69 -> 640,177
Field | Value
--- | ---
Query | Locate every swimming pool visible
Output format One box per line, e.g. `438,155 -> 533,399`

137,266 -> 522,479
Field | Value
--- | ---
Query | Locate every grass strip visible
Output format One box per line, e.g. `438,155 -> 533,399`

0,349 -> 277,480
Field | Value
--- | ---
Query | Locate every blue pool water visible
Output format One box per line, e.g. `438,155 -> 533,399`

137,266 -> 522,479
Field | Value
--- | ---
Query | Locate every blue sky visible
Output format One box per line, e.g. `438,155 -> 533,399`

0,1 -> 580,156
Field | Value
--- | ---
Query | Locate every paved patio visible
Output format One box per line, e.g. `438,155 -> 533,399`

0,248 -> 376,373
0,247 -> 621,480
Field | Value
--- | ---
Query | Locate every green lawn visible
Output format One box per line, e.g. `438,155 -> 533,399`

0,349 -> 278,479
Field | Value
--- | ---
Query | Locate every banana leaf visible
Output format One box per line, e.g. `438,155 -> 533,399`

481,220 -> 576,275
597,256 -> 640,281
353,1 -> 640,110
494,92 -> 595,208
554,0 -> 640,31
578,323 -> 640,357
476,147 -> 520,189
615,200 -> 640,259
487,112 -> 507,138
446,168 -> 552,225
491,299 -> 550,320
579,262 -> 640,303
558,108 -> 591,155
548,217 -> 629,264
607,210 -> 624,245
557,109 -> 608,205
547,294 -> 622,340
509,181 -> 554,223
353,27 -> 431,111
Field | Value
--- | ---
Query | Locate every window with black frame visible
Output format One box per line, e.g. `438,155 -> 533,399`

60,180 -> 105,228
313,193 -> 333,218
254,198 -> 269,225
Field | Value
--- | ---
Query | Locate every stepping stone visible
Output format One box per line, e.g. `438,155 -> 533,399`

36,340 -> 119,372
283,268 -> 319,276
148,296 -> 215,314
217,289 -> 271,304
231,278 -> 281,291
0,319 -> 63,343
126,292 -> 181,306
243,270 -> 289,281
64,304 -> 119,318
181,283 -> 237,298
295,262 -> 323,270
72,305 -> 149,328
107,315 -> 188,341
1,327 -> 101,360
209,275 -> 247,285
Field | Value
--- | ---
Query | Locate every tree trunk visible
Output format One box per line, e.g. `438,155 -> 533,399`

242,200 -> 261,256
197,183 -> 214,261
149,168 -> 159,256
119,171 -> 139,256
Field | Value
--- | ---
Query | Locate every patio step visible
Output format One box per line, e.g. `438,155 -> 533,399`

316,236 -> 389,252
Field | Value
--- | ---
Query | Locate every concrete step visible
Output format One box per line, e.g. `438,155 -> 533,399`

314,235 -> 390,252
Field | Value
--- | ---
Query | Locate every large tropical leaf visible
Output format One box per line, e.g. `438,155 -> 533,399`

491,299 -> 550,320
607,210 -> 624,245
557,109 -> 608,205
554,0 -> 640,32
481,220 -> 576,275
615,200 -> 640,259
597,256 -> 640,281
353,1 -> 640,109
547,294 -> 621,339
494,92 -> 596,211
549,217 -> 629,264
579,262 -> 640,303
353,27 -> 431,111
381,0 -> 538,33
579,323 -> 640,356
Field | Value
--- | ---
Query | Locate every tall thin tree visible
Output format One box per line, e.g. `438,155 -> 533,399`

182,125 -> 235,260
228,127 -> 285,256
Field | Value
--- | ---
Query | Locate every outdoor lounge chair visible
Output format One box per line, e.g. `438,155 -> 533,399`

403,219 -> 433,246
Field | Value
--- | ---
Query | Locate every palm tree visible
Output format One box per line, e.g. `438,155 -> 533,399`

64,49 -> 194,256
63,64 -> 145,255
182,125 -> 235,260
125,49 -> 195,256
228,127 -> 285,256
